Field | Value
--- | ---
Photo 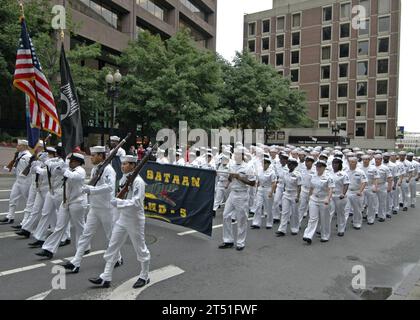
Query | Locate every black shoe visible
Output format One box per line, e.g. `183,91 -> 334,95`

266,226 -> 272,229
349,213 -> 353,217
28,240 -> 44,248
275,231 -> 285,237
303,215 -> 307,219
363,216 -> 368,221
249,212 -> 255,217
35,249 -> 53,259
367,222 -> 374,225
392,210 -> 398,215
231,219 -> 236,223
0,218 -> 14,224
218,242 -> 234,249
59,239 -> 71,247
15,229 -> 30,238
132,278 -> 150,289
273,219 -> 280,224
403,207 -> 408,212
399,203 -> 403,208
115,258 -> 124,268
316,231 -> 321,235
411,204 -> 415,208
88,277 -> 110,288
320,239 -> 329,243
386,214 -> 392,219
236,246 -> 244,251
375,214 -> 378,218
378,218 -> 385,222
303,237 -> 312,244
61,262 -> 79,273
250,225 -> 260,229
212,210 -> 216,218
353,226 -> 361,230
84,250 -> 90,255
11,225 -> 22,230
291,232 -> 298,236
337,232 -> 344,237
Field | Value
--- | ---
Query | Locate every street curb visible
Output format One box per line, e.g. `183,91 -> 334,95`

387,259 -> 420,300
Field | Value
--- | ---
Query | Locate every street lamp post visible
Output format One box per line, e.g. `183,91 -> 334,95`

105,69 -> 122,143
331,121 -> 340,147
257,104 -> 272,144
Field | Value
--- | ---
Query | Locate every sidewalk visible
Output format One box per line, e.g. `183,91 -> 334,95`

388,259 -> 420,300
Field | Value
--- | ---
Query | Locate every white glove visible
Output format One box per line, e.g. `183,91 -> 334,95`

63,169 -> 71,178
81,186 -> 91,194
110,199 -> 118,207
3,166 -> 9,172
36,166 -> 44,175
39,152 -> 49,163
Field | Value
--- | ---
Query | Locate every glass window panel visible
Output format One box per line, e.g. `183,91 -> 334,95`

378,38 -> 389,53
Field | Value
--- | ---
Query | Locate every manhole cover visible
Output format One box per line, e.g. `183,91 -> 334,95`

346,255 -> 360,261
145,234 -> 157,245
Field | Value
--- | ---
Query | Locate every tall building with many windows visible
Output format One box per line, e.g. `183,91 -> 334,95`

243,0 -> 400,149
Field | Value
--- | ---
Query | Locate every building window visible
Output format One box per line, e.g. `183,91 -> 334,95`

358,61 -> 368,76
357,82 -> 368,96
377,79 -> 388,95
278,70 -> 284,77
323,6 -> 333,22
341,2 -> 351,20
378,37 -> 389,53
356,102 -> 367,117
84,0 -> 121,29
339,43 -> 350,58
338,83 -> 348,98
360,0 -> 370,15
355,122 -> 366,137
378,0 -> 390,14
319,123 -> 329,128
337,103 -> 347,117
359,19 -> 370,37
291,69 -> 299,82
291,50 -> 300,64
322,46 -> 331,60
321,65 -> 331,80
358,40 -> 369,56
277,34 -> 284,49
276,53 -> 284,66
262,19 -> 270,33
248,22 -> 256,36
376,101 -> 387,116
320,104 -> 329,118
322,26 -> 332,41
378,16 -> 390,33
292,13 -> 301,28
339,63 -> 349,78
375,122 -> 387,137
248,40 -> 255,52
262,37 -> 270,51
292,32 -> 300,46
340,23 -> 350,38
320,85 -> 330,99
277,16 -> 285,31
261,55 -> 269,65
378,58 -> 389,74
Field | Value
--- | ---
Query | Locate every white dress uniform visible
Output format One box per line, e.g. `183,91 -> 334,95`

398,159 -> 413,208
213,162 -> 230,211
248,156 -> 260,213
100,173 -> 150,283
32,156 -> 67,242
303,171 -> 335,241
251,166 -> 276,228
5,149 -> 32,221
408,159 -> 418,207
375,163 -> 392,220
360,164 -> 380,224
71,163 -> 119,268
222,161 -> 256,248
272,162 -> 288,221
41,162 -> 86,255
395,159 -> 406,209
298,165 -> 315,225
277,167 -> 302,235
385,160 -> 399,214
330,170 -> 350,234
20,157 -> 42,227
346,168 -> 368,228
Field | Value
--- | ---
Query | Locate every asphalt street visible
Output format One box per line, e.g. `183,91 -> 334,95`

1,176 -> 420,300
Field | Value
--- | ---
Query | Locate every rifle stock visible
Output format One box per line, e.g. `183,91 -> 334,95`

22,134 -> 52,176
116,142 -> 159,199
88,132 -> 132,186
6,152 -> 19,172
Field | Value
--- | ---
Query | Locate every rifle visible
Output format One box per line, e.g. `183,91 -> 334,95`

6,152 -> 19,172
88,132 -> 131,186
22,134 -> 52,176
116,142 -> 159,199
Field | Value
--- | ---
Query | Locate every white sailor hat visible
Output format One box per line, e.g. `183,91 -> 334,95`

353,147 -> 361,152
121,155 -> 137,163
361,155 -> 370,160
316,160 -> 327,167
374,154 -> 383,159
348,156 -> 358,161
334,146 -> 342,150
233,147 -> 245,155
176,151 -> 182,156
89,146 -> 106,154
69,152 -> 85,164
407,152 -> 415,156
269,146 -> 277,152
263,153 -> 271,162
356,151 -> 365,156
220,154 -> 230,161
235,141 -> 243,146
17,139 -> 29,146
314,146 -> 322,152
390,152 -> 397,156
305,156 -> 315,162
334,151 -> 344,157
212,147 -> 218,151
290,149 -> 298,154
189,152 -> 196,157
383,152 -> 391,157
298,149 -> 306,155
319,152 -> 329,159
343,149 -> 350,153
398,151 -> 407,156
367,149 -> 374,154
207,152 -> 213,157
280,152 -> 289,159
374,149 -> 382,154
288,157 -> 298,164
46,146 -> 57,153
110,136 -> 120,142
332,157 -> 343,163
57,142 -> 62,147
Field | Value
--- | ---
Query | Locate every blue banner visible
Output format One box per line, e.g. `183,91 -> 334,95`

139,162 -> 216,236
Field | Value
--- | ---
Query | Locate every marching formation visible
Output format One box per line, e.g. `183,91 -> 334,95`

155,142 -> 420,250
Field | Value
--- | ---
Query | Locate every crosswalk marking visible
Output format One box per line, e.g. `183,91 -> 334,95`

108,265 -> 185,300
0,263 -> 47,277
0,231 -> 18,239
0,190 -> 11,192
0,210 -> 24,217
0,199 -> 9,202
26,289 -> 53,300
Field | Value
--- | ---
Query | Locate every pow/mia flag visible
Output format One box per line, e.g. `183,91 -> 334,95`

59,43 -> 83,155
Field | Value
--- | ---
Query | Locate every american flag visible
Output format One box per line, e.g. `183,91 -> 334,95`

13,17 -> 61,137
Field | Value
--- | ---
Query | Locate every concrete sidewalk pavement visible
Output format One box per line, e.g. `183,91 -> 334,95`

388,259 -> 420,300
